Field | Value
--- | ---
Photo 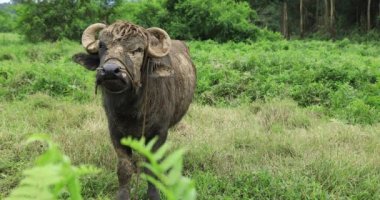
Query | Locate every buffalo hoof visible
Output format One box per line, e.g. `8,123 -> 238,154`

117,188 -> 130,200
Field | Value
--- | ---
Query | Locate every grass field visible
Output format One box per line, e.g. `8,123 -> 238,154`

1,33 -> 380,199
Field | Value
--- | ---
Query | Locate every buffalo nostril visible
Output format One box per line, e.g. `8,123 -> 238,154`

103,64 -> 121,76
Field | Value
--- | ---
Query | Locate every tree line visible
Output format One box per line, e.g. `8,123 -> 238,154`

248,0 -> 380,39
0,0 -> 379,42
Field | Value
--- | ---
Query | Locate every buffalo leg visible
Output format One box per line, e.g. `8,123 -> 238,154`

110,130 -> 134,200
145,132 -> 168,200
115,147 -> 133,200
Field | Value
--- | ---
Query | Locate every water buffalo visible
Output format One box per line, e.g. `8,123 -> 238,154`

72,21 -> 196,200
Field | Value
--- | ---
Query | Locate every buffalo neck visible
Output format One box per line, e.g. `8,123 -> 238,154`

101,87 -> 143,119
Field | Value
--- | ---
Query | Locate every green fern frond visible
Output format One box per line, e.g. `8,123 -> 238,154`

121,137 -> 197,200
6,134 -> 99,200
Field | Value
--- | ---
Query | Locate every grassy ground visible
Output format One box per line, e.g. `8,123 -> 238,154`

1,96 -> 380,199
1,33 -> 380,199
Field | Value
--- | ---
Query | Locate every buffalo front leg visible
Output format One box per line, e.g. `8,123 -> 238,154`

111,133 -> 134,200
116,148 -> 133,200
145,133 -> 168,200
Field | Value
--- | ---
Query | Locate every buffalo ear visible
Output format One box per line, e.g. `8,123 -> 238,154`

146,27 -> 171,58
72,53 -> 100,71
148,57 -> 174,78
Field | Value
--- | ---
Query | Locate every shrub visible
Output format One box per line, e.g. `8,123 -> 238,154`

0,7 -> 16,32
170,0 -> 259,42
113,0 -> 260,42
15,0 -> 107,42
342,100 -> 378,124
110,0 -> 169,29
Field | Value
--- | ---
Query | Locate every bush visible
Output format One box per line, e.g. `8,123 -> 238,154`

13,0 -> 271,42
110,0 -> 169,29
342,100 -> 379,124
112,0 -> 261,42
170,0 -> 259,42
0,7 -> 16,32
15,0 -> 107,42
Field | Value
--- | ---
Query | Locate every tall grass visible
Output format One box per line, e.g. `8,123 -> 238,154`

1,96 -> 380,199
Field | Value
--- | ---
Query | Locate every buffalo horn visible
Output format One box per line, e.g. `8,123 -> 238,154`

82,23 -> 106,54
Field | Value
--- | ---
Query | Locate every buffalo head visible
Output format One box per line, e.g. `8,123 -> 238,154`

73,21 -> 172,93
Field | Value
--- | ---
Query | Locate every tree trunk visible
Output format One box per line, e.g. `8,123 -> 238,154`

316,0 -> 320,28
368,0 -> 372,31
330,0 -> 336,39
324,0 -> 329,32
356,6 -> 360,26
378,0 -> 380,28
300,0 -> 304,38
282,1 -> 289,39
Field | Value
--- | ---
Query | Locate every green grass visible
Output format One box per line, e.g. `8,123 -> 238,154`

1,33 -> 380,199
1,96 -> 380,199
189,39 -> 380,124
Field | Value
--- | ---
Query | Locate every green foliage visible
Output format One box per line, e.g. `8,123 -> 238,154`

169,0 -> 259,41
5,134 -> 99,200
0,35 -> 93,101
112,0 -> 265,42
7,0 -> 281,42
121,137 -> 196,200
343,99 -> 379,124
189,39 -> 380,124
0,62 -> 92,102
0,7 -> 16,32
111,0 -> 168,29
15,0 -> 107,42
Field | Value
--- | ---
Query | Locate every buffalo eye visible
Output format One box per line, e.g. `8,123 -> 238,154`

131,47 -> 143,55
99,41 -> 107,50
